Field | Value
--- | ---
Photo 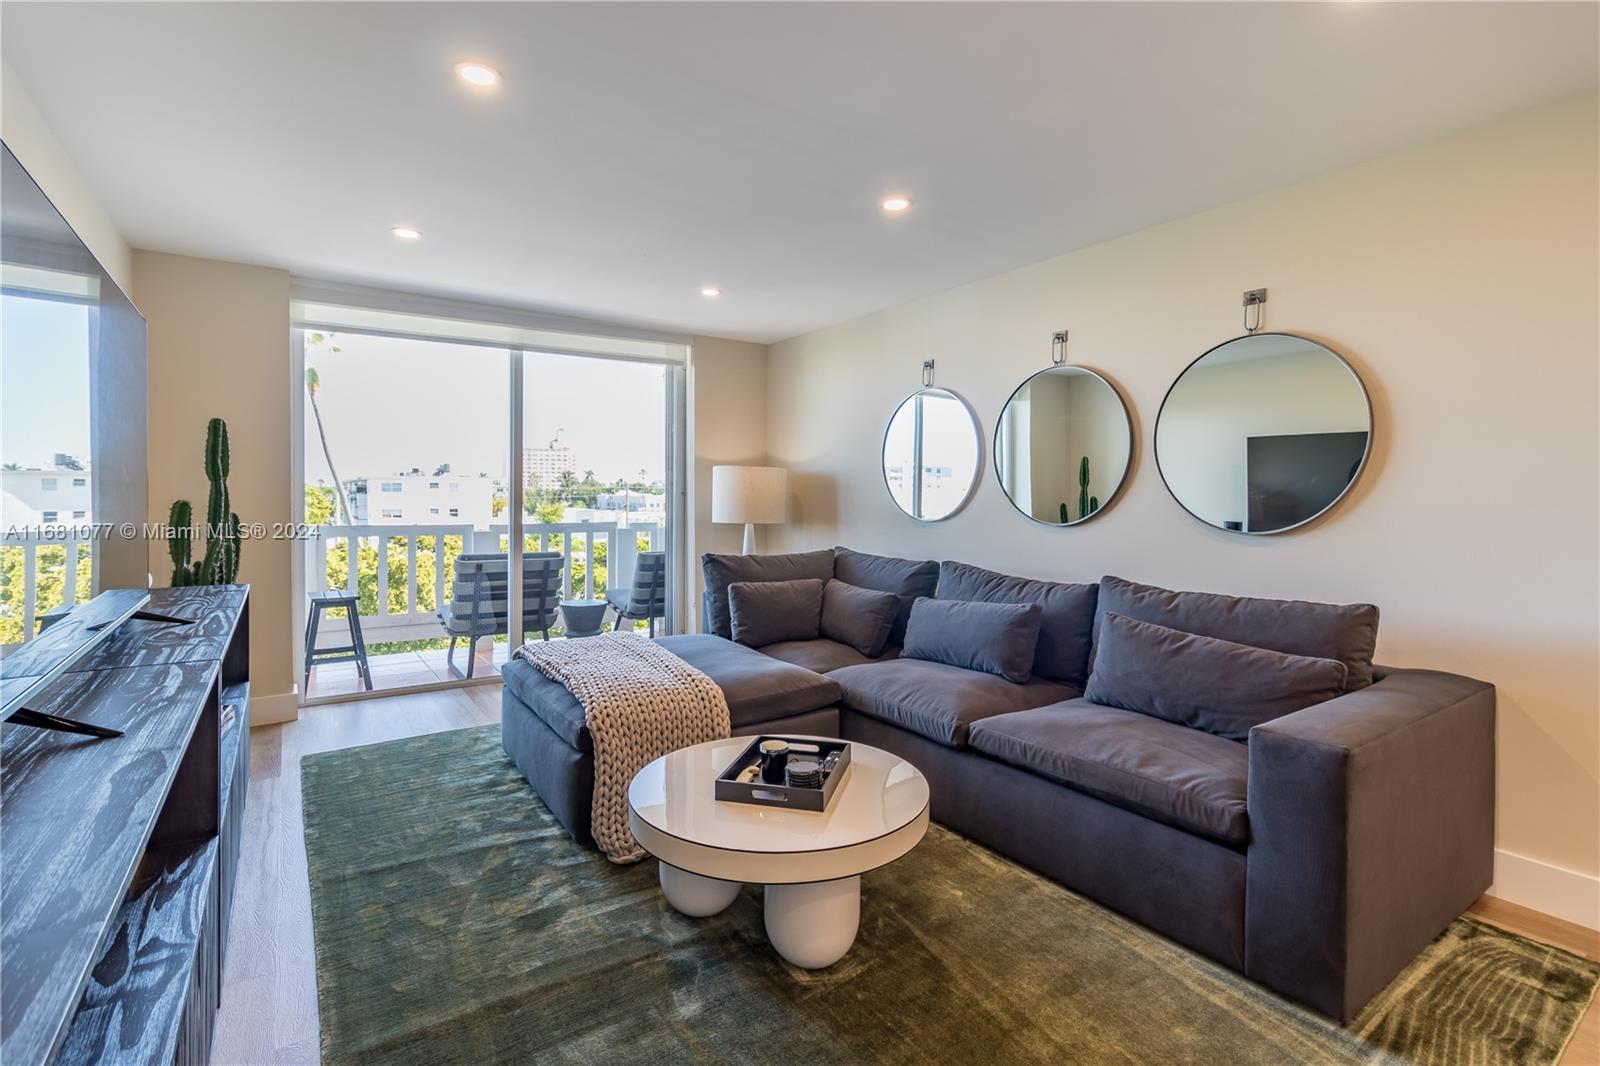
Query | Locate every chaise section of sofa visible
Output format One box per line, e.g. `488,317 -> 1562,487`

501,634 -> 841,843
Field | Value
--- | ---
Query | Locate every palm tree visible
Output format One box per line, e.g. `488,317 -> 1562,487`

305,366 -> 353,526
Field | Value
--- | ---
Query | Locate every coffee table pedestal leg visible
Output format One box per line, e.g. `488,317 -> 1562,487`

659,863 -> 740,917
763,875 -> 861,968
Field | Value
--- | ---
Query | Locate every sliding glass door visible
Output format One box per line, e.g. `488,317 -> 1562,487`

296,328 -> 681,702
513,351 -> 671,647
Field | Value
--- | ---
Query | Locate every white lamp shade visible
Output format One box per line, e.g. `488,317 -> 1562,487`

712,465 -> 788,525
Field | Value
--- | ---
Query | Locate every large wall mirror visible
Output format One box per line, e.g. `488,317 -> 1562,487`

1154,332 -> 1371,534
995,366 -> 1132,525
881,387 -> 981,521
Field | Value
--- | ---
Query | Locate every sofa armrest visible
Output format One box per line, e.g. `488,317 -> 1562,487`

1245,668 -> 1495,1020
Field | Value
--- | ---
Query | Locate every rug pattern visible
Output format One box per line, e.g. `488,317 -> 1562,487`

301,725 -> 1599,1065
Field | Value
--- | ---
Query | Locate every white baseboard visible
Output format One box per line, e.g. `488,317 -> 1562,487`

1487,848 -> 1600,931
249,688 -> 300,727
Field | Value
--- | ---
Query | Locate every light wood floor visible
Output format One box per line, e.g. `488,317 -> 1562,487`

211,686 -> 1600,1065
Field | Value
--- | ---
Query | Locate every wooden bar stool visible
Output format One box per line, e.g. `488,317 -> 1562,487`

304,591 -> 372,691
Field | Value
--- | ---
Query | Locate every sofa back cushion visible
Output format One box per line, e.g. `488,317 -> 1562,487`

727,579 -> 825,648
901,597 -> 1043,684
833,547 -> 939,642
935,560 -> 1098,687
1092,575 -> 1379,692
701,549 -> 835,638
1084,612 -> 1348,742
820,580 -> 901,657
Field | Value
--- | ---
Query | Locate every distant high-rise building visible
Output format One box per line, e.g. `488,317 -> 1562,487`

522,432 -> 576,493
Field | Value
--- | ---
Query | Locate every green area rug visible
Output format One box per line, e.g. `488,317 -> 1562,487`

302,726 -> 1597,1065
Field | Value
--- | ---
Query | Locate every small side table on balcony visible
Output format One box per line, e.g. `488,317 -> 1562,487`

560,599 -> 609,639
305,591 -> 373,691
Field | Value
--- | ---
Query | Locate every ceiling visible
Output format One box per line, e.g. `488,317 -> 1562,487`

3,2 -> 1595,344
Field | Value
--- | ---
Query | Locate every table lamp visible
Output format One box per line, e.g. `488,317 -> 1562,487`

711,465 -> 788,554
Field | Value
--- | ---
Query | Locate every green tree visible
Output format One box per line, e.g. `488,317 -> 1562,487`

305,485 -> 336,524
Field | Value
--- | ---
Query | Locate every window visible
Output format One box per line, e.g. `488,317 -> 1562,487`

71,510 -> 86,519
40,478 -> 57,490
71,477 -> 86,487
381,508 -> 403,519
294,292 -> 686,699
41,511 -> 57,522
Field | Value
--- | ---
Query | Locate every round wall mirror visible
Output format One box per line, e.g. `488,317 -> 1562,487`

1154,332 -> 1372,535
881,387 -> 982,521
994,366 -> 1132,526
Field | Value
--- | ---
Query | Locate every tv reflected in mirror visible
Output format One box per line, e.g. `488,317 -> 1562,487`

1154,332 -> 1371,535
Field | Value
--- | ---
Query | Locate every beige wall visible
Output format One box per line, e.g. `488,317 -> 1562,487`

1,65 -> 131,292
686,335 -> 768,628
767,93 -> 1600,917
135,251 -> 297,719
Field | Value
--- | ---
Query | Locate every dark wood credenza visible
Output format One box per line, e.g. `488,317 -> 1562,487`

1,585 -> 252,1066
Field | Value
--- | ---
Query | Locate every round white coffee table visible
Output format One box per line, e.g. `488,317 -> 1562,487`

627,736 -> 930,969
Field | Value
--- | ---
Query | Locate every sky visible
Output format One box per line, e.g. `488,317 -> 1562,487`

2,293 -> 92,468
303,331 -> 667,488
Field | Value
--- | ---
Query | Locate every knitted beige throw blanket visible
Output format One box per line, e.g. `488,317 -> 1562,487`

514,634 -> 731,863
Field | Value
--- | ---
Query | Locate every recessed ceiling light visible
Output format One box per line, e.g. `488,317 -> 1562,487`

455,61 -> 500,88
391,227 -> 422,240
700,286 -> 722,297
881,197 -> 912,212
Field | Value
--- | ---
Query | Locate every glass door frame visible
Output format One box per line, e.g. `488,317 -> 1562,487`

292,328 -> 686,706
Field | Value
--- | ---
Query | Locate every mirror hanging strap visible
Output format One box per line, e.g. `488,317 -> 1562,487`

1051,330 -> 1068,366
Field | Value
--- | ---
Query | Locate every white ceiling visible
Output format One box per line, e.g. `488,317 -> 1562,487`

4,2 -> 1595,344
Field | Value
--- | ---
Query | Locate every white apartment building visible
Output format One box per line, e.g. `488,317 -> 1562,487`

1,458 -> 92,527
344,470 -> 497,527
522,438 -> 576,494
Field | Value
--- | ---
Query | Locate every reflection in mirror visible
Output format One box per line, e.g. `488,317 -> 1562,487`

1155,333 -> 1371,534
994,367 -> 1131,525
881,388 -> 981,521
1,143 -> 147,648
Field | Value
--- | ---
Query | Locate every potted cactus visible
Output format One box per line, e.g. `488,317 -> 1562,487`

168,418 -> 242,586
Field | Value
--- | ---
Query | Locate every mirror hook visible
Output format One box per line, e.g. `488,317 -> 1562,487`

921,359 -> 935,388
1051,330 -> 1068,366
1243,288 -> 1268,333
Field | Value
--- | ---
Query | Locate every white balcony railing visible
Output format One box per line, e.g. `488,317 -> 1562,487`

303,520 -> 663,647
1,529 -> 95,645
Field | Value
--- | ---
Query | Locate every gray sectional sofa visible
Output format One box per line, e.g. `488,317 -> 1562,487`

500,546 -> 1494,1022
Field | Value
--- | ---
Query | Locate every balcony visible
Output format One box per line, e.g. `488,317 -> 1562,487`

1,519 -> 665,700
1,529 -> 94,644
302,519 -> 663,699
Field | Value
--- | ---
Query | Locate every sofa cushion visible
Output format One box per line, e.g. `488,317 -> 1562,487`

701,549 -> 836,638
728,578 -> 824,647
501,657 -> 591,752
1085,612 -> 1349,742
759,638 -> 900,674
503,637 -> 842,745
820,580 -> 900,657
935,560 -> 1098,686
833,546 -> 939,642
902,597 -> 1043,684
830,658 -> 1078,747
657,634 -> 841,728
968,700 -> 1251,845
1093,575 -> 1379,692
